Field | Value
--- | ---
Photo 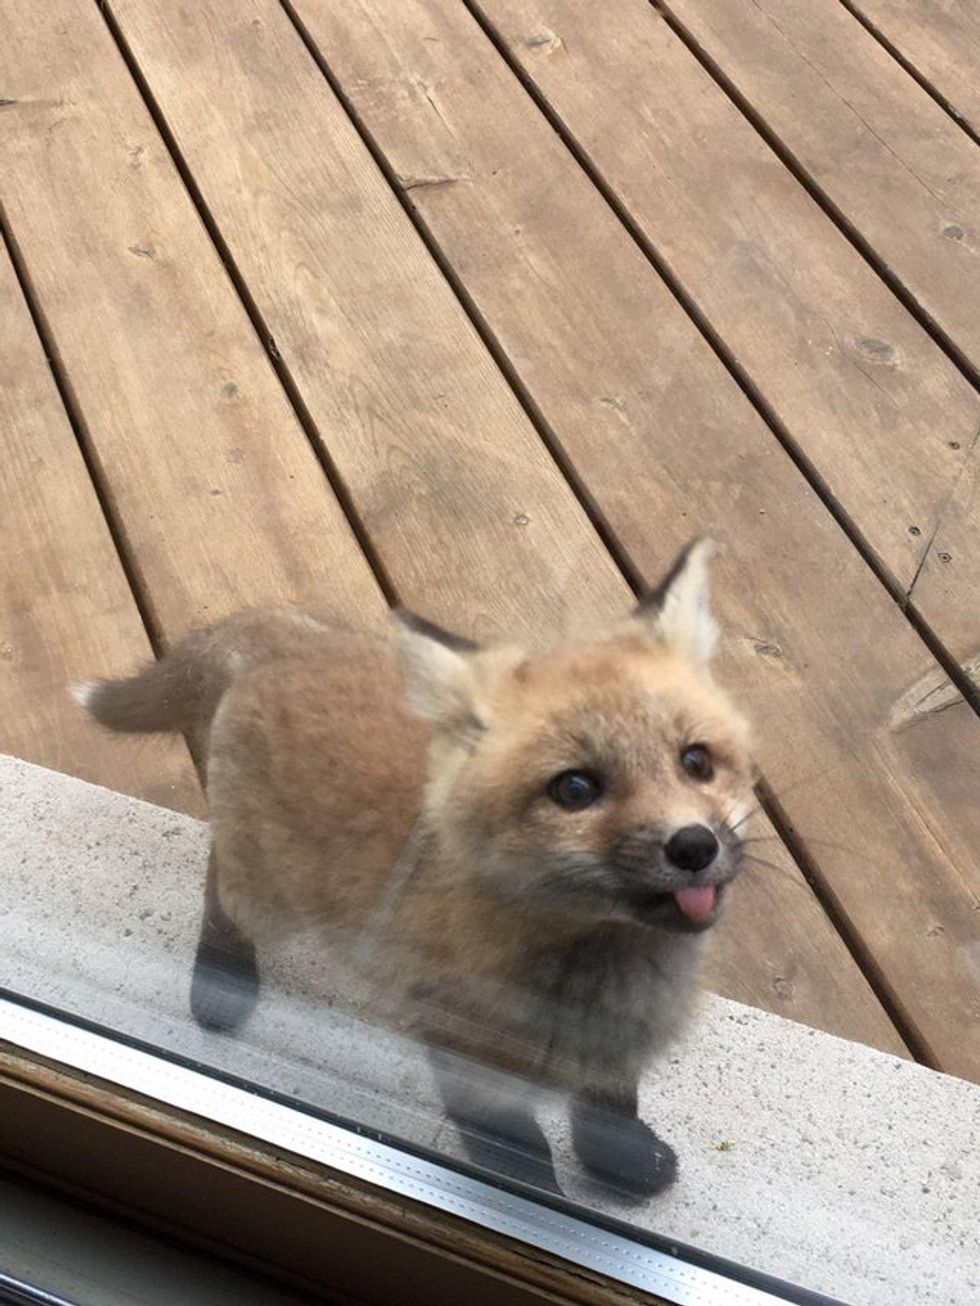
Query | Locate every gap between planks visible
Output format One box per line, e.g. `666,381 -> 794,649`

268,0 -> 978,1067
837,0 -> 980,148
92,0 -> 952,1064
273,0 -> 648,598
652,0 -> 980,392
1,206 -> 164,657
96,0 -> 400,611
456,0 -> 980,729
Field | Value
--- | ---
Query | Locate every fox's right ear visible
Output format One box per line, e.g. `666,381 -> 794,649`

393,610 -> 481,732
633,538 -> 719,665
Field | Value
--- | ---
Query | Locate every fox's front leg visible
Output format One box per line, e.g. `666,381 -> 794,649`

571,1077 -> 677,1199
426,1045 -> 562,1196
190,849 -> 260,1032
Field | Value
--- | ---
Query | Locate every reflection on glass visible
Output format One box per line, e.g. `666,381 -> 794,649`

72,539 -> 753,1203
0,518 -> 963,1306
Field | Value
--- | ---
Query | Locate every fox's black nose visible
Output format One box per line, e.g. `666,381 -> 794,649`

665,825 -> 718,873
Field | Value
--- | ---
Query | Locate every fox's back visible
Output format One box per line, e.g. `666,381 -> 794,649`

205,622 -> 429,939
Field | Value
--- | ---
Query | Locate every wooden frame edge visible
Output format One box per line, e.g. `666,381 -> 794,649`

0,1045 -> 666,1306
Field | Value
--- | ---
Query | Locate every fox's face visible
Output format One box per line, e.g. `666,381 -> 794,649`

398,541 -> 754,933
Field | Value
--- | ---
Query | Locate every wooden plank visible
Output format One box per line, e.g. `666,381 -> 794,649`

103,0 -> 626,642
101,1 -> 913,1057
473,0 -> 980,674
278,0 -> 980,1073
653,1 -> 980,659
843,0 -> 980,139
662,0 -> 980,373
0,3 -> 385,658
0,241 -> 200,814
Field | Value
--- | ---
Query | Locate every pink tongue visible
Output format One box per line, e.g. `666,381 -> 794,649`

673,884 -> 718,921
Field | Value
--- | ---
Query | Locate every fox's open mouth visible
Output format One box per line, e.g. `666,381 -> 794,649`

672,883 -> 716,921
632,881 -> 729,930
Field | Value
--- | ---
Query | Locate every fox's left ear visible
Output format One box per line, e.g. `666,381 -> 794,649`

633,538 -> 719,665
393,610 -> 482,732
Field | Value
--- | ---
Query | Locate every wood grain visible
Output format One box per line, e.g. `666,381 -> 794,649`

648,0 -> 980,658
105,0 -> 627,644
475,0 -> 980,672
0,2 -> 385,657
843,0 -> 980,139
101,0 -> 914,1054
651,0 -> 980,657
663,0 -> 980,372
287,0 -> 980,1073
0,241 -> 200,814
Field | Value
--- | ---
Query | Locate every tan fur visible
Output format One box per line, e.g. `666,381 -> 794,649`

82,544 -> 754,1099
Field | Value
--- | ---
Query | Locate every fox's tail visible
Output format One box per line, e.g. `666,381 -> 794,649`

75,608 -> 319,739
74,626 -> 235,738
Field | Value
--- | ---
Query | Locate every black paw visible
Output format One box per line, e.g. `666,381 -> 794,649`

572,1105 -> 677,1198
454,1107 -> 563,1197
190,939 -> 260,1033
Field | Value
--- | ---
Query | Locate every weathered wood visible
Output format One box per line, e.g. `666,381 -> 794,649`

0,242 -> 200,814
663,0 -> 980,373
104,0 -> 627,643
652,0 -> 980,658
287,0 -> 980,1073
475,0 -> 980,673
104,0 -> 915,1054
843,0 -> 980,139
0,3 -> 385,657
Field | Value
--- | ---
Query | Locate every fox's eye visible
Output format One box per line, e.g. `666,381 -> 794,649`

681,744 -> 714,782
548,770 -> 603,811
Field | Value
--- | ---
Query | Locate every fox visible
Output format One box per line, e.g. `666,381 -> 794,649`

76,539 -> 754,1199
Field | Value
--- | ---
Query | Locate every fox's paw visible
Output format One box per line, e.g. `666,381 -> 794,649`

454,1106 -> 563,1197
571,1106 -> 677,1199
190,940 -> 260,1033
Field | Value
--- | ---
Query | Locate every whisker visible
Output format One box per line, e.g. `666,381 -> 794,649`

788,833 -> 862,859
727,802 -> 761,834
740,853 -> 793,876
721,766 -> 840,838
759,765 -> 836,805
738,852 -> 805,889
743,830 -> 862,860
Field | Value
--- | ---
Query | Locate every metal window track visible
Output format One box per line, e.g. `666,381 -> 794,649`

0,998 -> 843,1306
0,1274 -> 80,1306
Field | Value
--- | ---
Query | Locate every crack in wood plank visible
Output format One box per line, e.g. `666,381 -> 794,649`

889,653 -> 980,731
396,172 -> 467,192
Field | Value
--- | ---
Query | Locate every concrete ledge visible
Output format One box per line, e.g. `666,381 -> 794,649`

1,754 -> 976,1305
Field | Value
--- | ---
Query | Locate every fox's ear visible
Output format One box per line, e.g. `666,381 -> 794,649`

393,610 -> 481,731
633,538 -> 719,664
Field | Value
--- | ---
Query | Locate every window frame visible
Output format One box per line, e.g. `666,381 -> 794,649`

0,1000 -> 837,1306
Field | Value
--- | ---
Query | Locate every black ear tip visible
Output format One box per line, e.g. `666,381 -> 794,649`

635,537 -> 712,615
392,609 -> 479,653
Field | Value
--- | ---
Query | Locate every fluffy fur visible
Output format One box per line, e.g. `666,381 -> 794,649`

80,539 -> 754,1198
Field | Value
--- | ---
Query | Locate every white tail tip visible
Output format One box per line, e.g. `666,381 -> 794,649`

70,680 -> 98,710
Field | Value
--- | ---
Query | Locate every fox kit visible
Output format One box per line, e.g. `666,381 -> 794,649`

78,539 -> 754,1198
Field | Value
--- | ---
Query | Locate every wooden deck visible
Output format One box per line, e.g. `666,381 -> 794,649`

2,1 -> 978,1080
